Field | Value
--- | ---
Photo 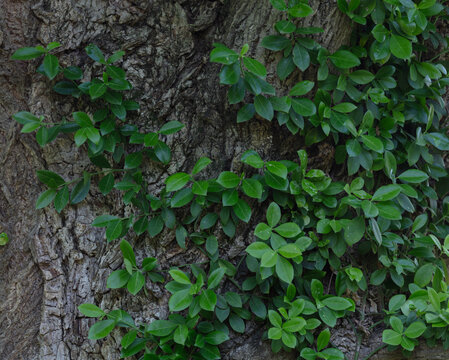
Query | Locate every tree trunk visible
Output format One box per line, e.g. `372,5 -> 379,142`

0,1 -> 447,359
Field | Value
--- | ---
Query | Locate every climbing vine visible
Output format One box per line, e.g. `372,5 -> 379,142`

9,0 -> 449,358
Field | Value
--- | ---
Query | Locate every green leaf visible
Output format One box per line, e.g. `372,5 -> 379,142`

317,329 -> 331,352
200,289 -> 217,311
206,235 -> 218,254
398,169 -> 429,183
200,213 -> 218,230
0,233 -> 9,246
343,217 -> 365,246
36,170 -> 65,188
372,184 -> 402,202
192,180 -> 209,196
169,289 -> 193,311
242,178 -> 263,199
124,152 -> 142,169
254,223 -> 272,240
362,201 -> 378,218
269,310 -> 283,328
127,271 -> 145,295
133,216 -> 148,236
120,240 -> 136,266
288,3 -> 314,17
85,44 -> 106,64
267,202 -> 281,227
414,263 -> 434,287
171,188 -> 193,208
332,102 -> 357,113
106,65 -> 126,79
382,329 -> 402,346
266,161 -> 288,179
107,269 -> 130,289
322,297 -> 352,311
111,104 -> 126,120
204,331 -> 229,345
148,216 -> 164,237
229,313 -> 245,333
329,50 -> 361,69
43,54 -> 59,80
105,220 -> 123,241
192,157 -> 212,175
370,269 -> 387,285
210,44 -> 238,64
370,218 -> 383,245
276,256 -> 294,283
12,111 -> 40,124
225,291 -> 242,308
377,203 -> 402,220
21,121 -> 41,133
78,303 -> 105,317
92,214 -> 118,227
208,267 -> 226,289
36,189 -> 57,209
220,63 -> 240,85
169,269 -> 191,285
390,316 -> 403,333
283,317 -> 306,332
390,34 -> 412,59
289,81 -> 314,96
389,295 -> 406,312
274,223 -> 301,238
64,66 -> 83,80
254,95 -> 274,121
243,57 -> 267,77
412,213 -> 428,233
261,35 -> 290,51
85,127 -> 100,144
165,172 -> 190,192
222,189 -> 238,206
71,177 -> 91,204
54,186 -> 69,213
237,103 -> 255,123
270,0 -> 287,11
425,132 -> 449,151
159,121 -> 184,135
233,199 -> 252,223
249,296 -> 267,319
246,242 -> 271,258
291,98 -> 316,116
11,47 -> 46,60
278,244 -> 302,258
88,319 -> 116,340
172,324 -> 189,346
89,82 -> 107,99
361,135 -> 384,153
217,171 -> 240,188
98,173 -> 115,195
348,70 -> 375,84
147,320 -> 177,336
404,322 -> 426,339
73,112 -> 92,127
319,307 -> 337,327
293,44 -> 310,71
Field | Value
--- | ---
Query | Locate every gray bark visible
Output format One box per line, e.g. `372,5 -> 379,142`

0,0 -> 447,359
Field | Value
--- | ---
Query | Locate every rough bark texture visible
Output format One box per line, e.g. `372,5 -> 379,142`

0,1 -> 447,359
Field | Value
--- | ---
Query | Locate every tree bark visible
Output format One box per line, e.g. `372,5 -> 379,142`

0,1 -> 447,359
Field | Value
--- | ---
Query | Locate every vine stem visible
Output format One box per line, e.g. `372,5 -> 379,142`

57,168 -> 126,187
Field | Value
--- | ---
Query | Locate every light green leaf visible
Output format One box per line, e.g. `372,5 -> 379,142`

390,34 -> 412,60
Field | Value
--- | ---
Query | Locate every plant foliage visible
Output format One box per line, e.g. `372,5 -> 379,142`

10,0 -> 449,358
